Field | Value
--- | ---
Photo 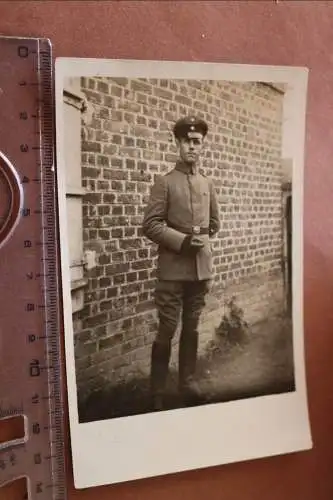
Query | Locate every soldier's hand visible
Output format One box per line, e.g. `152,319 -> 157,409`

190,236 -> 204,248
181,235 -> 204,255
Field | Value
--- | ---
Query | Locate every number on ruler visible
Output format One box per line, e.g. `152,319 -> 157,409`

29,359 -> 41,377
34,453 -> 42,465
20,144 -> 29,153
22,208 -> 31,217
24,240 -> 32,248
26,303 -> 35,311
32,422 -> 41,434
28,333 -> 36,342
20,111 -> 28,120
18,46 -> 29,58
9,452 -> 16,466
32,393 -> 40,404
36,482 -> 43,494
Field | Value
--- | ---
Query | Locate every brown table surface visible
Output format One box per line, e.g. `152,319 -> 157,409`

1,1 -> 333,499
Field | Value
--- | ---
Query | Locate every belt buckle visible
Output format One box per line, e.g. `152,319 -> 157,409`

192,226 -> 200,235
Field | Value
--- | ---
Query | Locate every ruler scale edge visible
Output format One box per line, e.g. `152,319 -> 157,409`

0,36 -> 67,500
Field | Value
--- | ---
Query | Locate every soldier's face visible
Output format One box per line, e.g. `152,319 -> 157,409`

177,132 -> 204,164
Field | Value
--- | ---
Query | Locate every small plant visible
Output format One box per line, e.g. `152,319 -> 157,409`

215,295 -> 249,346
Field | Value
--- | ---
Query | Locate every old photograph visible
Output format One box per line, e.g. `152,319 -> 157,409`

56,58 -> 311,488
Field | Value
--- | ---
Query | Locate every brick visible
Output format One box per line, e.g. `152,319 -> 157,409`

131,80 -> 152,93
139,270 -> 149,280
106,170 -> 128,180
111,228 -> 123,238
103,193 -> 116,204
98,107 -> 110,120
103,144 -> 118,155
82,89 -> 102,104
98,253 -> 111,265
131,215 -> 143,226
133,126 -> 152,138
84,312 -> 108,328
112,78 -> 128,86
117,194 -> 141,204
99,333 -> 124,350
175,94 -> 192,106
75,341 -> 97,357
104,215 -> 128,226
111,206 -> 123,215
138,249 -> 149,259
97,180 -> 110,191
97,80 -> 109,93
111,252 -> 125,263
112,134 -> 122,145
82,141 -> 101,153
126,159 -> 135,169
121,283 -> 142,295
100,299 -> 114,311
98,229 -> 110,240
107,287 -> 119,298
136,93 -> 148,105
125,137 -> 135,147
82,166 -> 100,179
113,274 -> 126,285
165,153 -> 178,163
119,238 -> 142,250
104,120 -> 128,134
131,259 -> 151,270
137,182 -> 149,194
111,180 -> 123,190
136,115 -> 147,125
111,85 -> 122,98
154,87 -> 173,100
124,227 -> 135,237
105,263 -> 130,276
120,100 -> 141,113
144,279 -> 156,290
127,272 -> 138,283
97,155 -> 110,166
111,157 -> 124,168
136,300 -> 154,313
124,112 -> 135,123
81,77 -> 95,90
84,193 -> 101,204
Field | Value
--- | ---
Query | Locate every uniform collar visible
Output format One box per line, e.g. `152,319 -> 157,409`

175,160 -> 198,175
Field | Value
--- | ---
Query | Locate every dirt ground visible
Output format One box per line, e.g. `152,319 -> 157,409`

78,313 -> 295,423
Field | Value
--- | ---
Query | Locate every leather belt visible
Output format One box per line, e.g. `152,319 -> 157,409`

167,222 -> 209,235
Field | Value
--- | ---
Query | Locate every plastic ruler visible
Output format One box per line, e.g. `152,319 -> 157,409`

0,36 -> 66,499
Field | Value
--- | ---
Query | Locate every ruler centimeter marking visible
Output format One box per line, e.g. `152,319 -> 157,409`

0,37 -> 66,499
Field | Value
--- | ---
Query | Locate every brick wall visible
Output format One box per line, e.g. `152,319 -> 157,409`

73,77 -> 285,400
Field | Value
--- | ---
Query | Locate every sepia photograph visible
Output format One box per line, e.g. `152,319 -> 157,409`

55,58 -> 311,488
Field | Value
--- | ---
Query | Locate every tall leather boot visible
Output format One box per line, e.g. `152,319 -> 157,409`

178,330 -> 199,399
150,340 -> 171,411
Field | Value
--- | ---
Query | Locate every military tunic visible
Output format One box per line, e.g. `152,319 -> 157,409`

142,160 -> 220,281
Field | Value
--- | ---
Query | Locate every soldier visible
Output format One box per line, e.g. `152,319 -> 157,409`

142,115 -> 220,411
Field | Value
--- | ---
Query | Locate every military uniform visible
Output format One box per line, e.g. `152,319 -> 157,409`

142,116 -> 220,408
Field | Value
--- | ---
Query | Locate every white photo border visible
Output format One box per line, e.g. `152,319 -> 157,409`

55,58 -> 312,489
